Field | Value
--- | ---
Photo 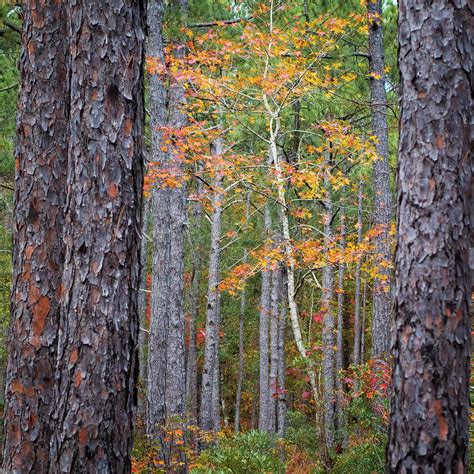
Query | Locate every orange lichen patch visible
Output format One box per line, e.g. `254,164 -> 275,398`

431,399 -> 448,441
11,380 -> 23,394
25,245 -> 35,260
69,347 -> 79,365
24,386 -> 35,397
107,183 -> 118,199
123,118 -> 133,137
435,134 -> 445,149
79,427 -> 89,445
31,296 -> 50,348
74,371 -> 82,387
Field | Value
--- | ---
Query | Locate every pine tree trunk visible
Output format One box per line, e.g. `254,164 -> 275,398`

147,1 -> 187,461
186,177 -> 204,426
360,279 -> 367,365
387,0 -> 472,470
269,264 -> 282,433
2,2 -> 69,469
50,1 -> 145,470
199,141 -> 224,435
321,187 -> 335,449
235,193 -> 251,433
234,261 -> 246,433
258,204 -> 272,433
276,275 -> 287,437
368,0 -> 393,358
138,197 -> 150,422
335,205 -> 345,431
353,185 -> 363,365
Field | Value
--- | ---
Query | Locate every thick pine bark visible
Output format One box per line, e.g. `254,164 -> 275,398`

147,0 -> 187,455
50,1 -> 145,471
258,205 -> 272,433
2,2 -> 69,470
387,0 -> 472,470
199,142 -> 224,435
368,0 -> 393,358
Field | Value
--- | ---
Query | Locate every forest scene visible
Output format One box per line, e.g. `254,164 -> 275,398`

0,0 -> 472,473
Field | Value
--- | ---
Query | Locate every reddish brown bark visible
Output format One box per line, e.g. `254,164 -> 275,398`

2,1 -> 69,470
387,0 -> 472,470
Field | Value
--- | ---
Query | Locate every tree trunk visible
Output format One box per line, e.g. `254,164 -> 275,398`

234,263 -> 246,433
335,205 -> 345,432
258,204 -> 272,433
147,2 -> 187,463
138,197 -> 150,423
186,176 -> 204,426
276,272 -> 287,437
235,193 -> 251,433
360,279 -> 367,365
368,0 -> 393,358
199,140 -> 224,435
269,264 -> 282,433
321,183 -> 335,450
387,0 -> 472,471
353,185 -> 363,366
3,1 -> 69,470
50,1 -> 145,470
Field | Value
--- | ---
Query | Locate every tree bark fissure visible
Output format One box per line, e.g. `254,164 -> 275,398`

387,0 -> 472,470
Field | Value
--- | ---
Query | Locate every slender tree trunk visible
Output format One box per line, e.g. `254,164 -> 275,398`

50,1 -> 145,470
368,0 -> 393,359
235,194 -> 251,433
360,279 -> 367,365
186,176 -> 204,426
147,2 -> 187,464
353,185 -> 363,365
269,264 -> 282,433
199,140 -> 224,435
258,204 -> 272,433
321,177 -> 335,449
387,0 -> 472,470
138,197 -> 150,422
335,205 -> 345,431
234,262 -> 246,433
276,276 -> 287,437
2,2 -> 69,469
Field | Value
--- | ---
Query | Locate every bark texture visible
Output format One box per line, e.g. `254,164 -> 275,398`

387,0 -> 472,470
258,204 -> 272,433
3,1 -> 69,470
269,263 -> 282,433
335,205 -> 345,431
50,1 -> 145,471
368,0 -> 393,358
199,141 -> 224,435
186,176 -> 204,426
353,185 -> 363,366
147,1 -> 187,458
276,275 -> 287,437
321,191 -> 335,449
